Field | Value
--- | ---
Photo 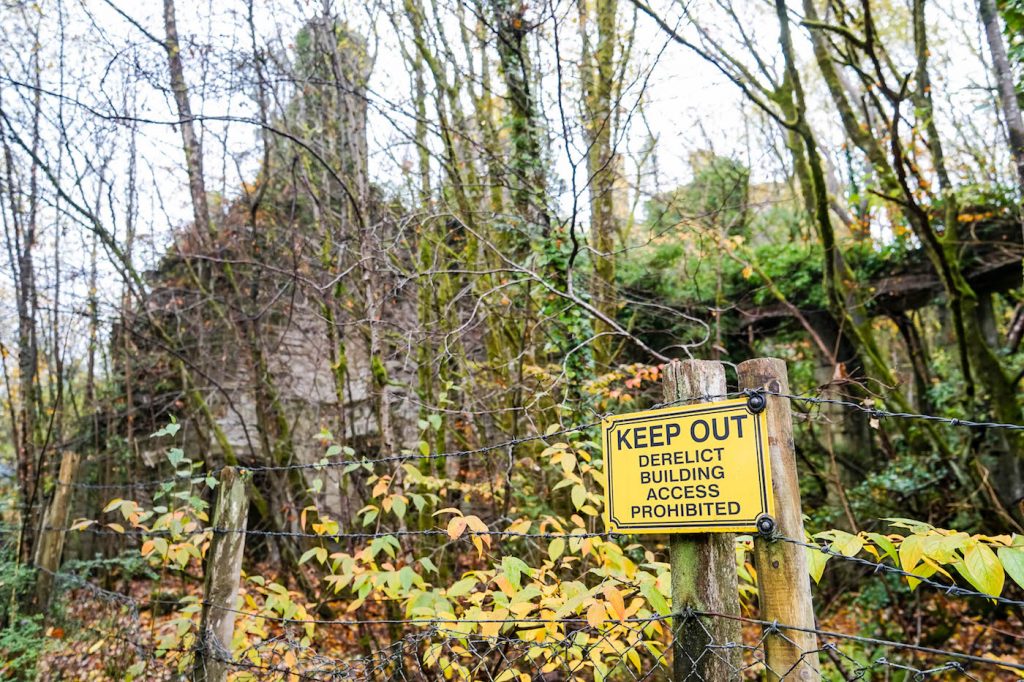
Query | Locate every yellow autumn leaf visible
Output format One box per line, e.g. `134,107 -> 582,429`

517,627 -> 545,642
494,574 -> 515,597
962,541 -> 1004,597
560,451 -> 576,474
627,646 -> 642,671
480,609 -> 508,638
447,516 -> 467,540
433,507 -> 463,517
506,518 -> 532,534
464,515 -> 489,533
571,485 -> 586,510
603,586 -> 626,621
371,476 -> 390,497
806,546 -> 828,583
899,534 -> 925,573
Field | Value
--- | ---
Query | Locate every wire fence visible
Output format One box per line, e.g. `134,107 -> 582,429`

59,388 -> 1024,494
11,519 -> 1024,613
11,388 -> 1024,679
31,561 -> 1024,680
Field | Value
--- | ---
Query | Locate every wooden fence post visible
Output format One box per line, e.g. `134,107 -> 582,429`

193,466 -> 250,682
32,451 -> 81,612
738,358 -> 820,679
663,359 -> 742,680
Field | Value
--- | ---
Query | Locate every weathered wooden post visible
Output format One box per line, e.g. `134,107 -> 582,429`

33,450 -> 81,612
663,360 -> 742,680
738,358 -> 820,679
193,466 -> 250,682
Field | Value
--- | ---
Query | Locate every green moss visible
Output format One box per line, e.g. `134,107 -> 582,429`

370,354 -> 388,387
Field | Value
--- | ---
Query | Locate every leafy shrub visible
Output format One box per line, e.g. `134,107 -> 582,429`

0,544 -> 46,680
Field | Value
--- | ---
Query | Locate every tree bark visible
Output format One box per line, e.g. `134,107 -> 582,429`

163,0 -> 211,240
979,0 -> 1024,202
580,0 -> 623,368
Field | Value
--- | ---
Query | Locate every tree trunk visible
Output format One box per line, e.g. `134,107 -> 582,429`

163,0 -> 211,240
580,0 -> 623,368
979,0 -> 1024,202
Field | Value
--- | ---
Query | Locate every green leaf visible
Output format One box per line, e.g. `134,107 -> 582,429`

827,530 -> 863,557
418,440 -> 430,456
553,592 -> 589,620
392,497 -> 407,520
639,580 -> 671,617
501,556 -> 532,589
806,546 -> 829,583
922,533 -> 968,564
998,546 -> 1024,589
150,420 -> 181,439
326,445 -> 342,456
399,566 -> 416,592
371,535 -> 398,559
510,586 -> 541,604
125,661 -> 146,680
205,475 -> 218,490
962,542 -> 1004,597
884,518 -> 934,534
865,533 -> 897,563
419,557 -> 438,574
447,577 -> 477,598
167,448 -> 185,467
548,538 -> 565,562
427,414 -> 442,431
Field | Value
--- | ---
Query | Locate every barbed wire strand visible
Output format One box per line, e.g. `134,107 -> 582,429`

22,388 -> 1024,678
17,519 -> 1024,609
61,389 -> 1024,492
63,393 -> 734,491
693,609 -> 1024,672
34,563 -> 1024,678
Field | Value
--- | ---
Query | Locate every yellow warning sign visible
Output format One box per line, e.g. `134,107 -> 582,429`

602,398 -> 773,534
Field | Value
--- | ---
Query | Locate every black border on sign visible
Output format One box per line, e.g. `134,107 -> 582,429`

605,401 -> 770,531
